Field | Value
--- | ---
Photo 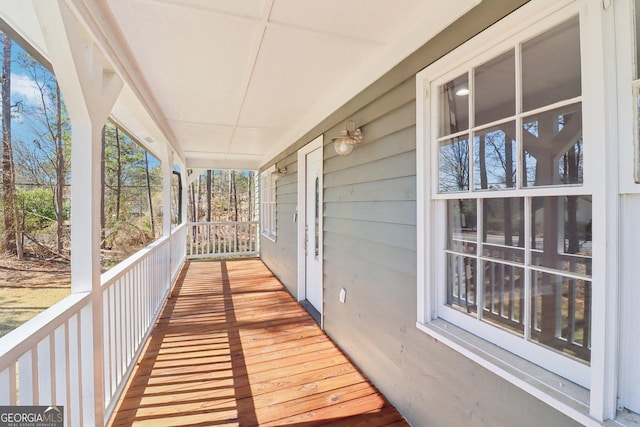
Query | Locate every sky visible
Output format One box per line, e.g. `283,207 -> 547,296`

4,36 -> 162,171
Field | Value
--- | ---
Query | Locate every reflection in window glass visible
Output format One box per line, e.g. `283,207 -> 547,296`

438,73 -> 469,137
531,196 -> 592,275
447,254 -> 477,313
474,49 -> 515,126
531,271 -> 591,362
482,198 -> 524,262
483,261 -> 525,335
439,136 -> 470,192
447,199 -> 477,254
473,123 -> 516,190
523,103 -> 583,187
446,200 -> 477,315
522,17 -> 581,112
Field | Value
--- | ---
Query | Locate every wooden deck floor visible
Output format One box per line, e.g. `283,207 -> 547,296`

108,259 -> 409,427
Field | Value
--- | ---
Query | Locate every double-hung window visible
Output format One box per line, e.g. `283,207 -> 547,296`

260,166 -> 277,241
417,1 -> 595,390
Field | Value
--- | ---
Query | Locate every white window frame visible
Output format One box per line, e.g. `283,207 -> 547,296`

260,165 -> 277,241
417,0 -> 618,423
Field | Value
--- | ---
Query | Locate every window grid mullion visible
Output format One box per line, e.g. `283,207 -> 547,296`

515,40 -> 524,190
476,199 -> 484,321
523,196 -> 532,341
469,69 -> 476,192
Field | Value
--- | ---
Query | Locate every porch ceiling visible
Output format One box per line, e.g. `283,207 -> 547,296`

3,0 -> 482,170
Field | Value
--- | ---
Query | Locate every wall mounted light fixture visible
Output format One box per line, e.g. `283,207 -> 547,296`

332,120 -> 363,156
272,166 -> 287,179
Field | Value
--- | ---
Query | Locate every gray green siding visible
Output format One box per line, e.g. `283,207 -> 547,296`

260,0 -> 583,425
260,153 -> 298,294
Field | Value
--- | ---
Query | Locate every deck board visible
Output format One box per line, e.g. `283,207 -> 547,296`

108,259 -> 408,427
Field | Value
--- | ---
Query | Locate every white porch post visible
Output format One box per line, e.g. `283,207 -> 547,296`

34,0 -> 123,424
180,163 -> 188,226
162,149 -> 174,237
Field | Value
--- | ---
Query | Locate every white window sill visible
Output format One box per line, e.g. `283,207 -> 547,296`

261,232 -> 276,243
416,319 -> 603,426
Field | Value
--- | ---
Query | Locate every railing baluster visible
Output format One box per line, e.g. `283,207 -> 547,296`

569,277 -> 576,344
37,336 -> 52,404
68,315 -> 80,424
0,367 -> 11,405
509,265 -> 515,321
54,326 -> 66,408
18,350 -> 34,405
185,221 -> 259,259
0,364 -> 17,405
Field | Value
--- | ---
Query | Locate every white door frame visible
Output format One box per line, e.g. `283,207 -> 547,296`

297,135 -> 324,326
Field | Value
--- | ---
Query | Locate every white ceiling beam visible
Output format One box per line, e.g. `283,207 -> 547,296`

64,0 -> 186,162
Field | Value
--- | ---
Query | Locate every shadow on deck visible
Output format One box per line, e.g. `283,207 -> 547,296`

108,259 -> 408,426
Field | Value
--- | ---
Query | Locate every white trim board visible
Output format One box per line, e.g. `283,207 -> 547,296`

297,135 -> 324,328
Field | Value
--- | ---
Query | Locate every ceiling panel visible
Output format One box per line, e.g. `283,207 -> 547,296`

97,0 -> 482,169
269,0 -> 431,43
107,0 -> 263,124
228,126 -> 291,155
238,23 -> 380,128
171,121 -> 235,152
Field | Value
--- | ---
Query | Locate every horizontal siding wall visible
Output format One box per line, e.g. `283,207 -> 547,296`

261,0 -> 581,425
321,80 -> 580,427
260,152 -> 298,295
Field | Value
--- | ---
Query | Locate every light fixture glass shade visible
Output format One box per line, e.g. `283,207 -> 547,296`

331,120 -> 363,156
334,139 -> 355,156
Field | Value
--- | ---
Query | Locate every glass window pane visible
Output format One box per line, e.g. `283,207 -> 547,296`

438,73 -> 469,137
473,122 -> 516,190
482,198 -> 524,263
483,261 -> 524,336
522,17 -> 581,112
531,196 -> 592,276
530,271 -> 591,362
474,49 -> 515,126
446,253 -> 477,314
447,199 -> 477,254
523,103 -> 583,187
439,136 -> 470,192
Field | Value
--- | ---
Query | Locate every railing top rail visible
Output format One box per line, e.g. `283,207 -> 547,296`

0,292 -> 91,369
101,235 -> 171,287
102,222 -> 187,288
172,222 -> 187,233
187,221 -> 259,226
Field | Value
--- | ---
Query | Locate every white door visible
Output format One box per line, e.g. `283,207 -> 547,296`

304,147 -> 323,313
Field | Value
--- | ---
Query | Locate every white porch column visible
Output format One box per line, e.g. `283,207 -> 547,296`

34,0 -> 123,424
162,149 -> 174,236
181,164 -> 188,226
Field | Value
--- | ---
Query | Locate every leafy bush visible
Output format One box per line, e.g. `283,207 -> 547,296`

17,188 -> 58,230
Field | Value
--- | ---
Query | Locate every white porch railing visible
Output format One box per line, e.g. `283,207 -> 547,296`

187,221 -> 259,259
0,223 -> 187,426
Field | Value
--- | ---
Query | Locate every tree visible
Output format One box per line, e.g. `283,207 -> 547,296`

206,169 -> 211,222
16,50 -> 71,256
1,33 -> 20,257
100,125 -> 106,249
115,126 -> 122,220
144,151 -> 155,235
100,122 -> 162,261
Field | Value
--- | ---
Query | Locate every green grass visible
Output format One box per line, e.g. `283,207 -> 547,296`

0,286 -> 70,338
